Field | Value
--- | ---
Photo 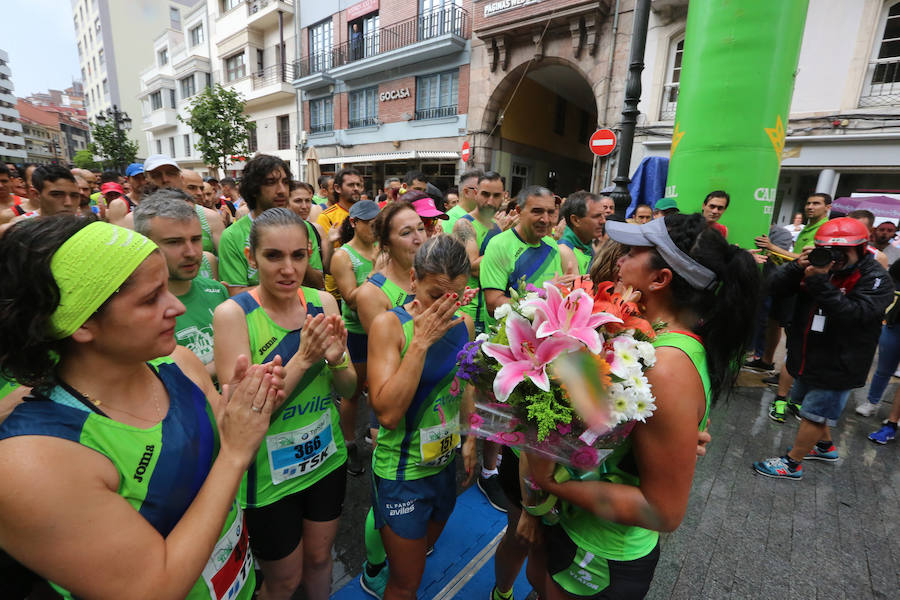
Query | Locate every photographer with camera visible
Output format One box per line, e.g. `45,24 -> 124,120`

752,217 -> 893,480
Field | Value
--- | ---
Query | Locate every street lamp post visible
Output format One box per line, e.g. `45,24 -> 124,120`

95,105 -> 133,173
607,0 -> 652,220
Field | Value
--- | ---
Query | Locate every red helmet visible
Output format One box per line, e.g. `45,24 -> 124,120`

814,217 -> 869,247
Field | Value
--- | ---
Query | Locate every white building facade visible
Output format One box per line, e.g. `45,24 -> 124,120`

0,49 -> 26,163
139,0 -> 299,176
634,0 -> 900,224
71,0 -> 197,158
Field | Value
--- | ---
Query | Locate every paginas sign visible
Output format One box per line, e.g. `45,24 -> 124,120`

483,0 -> 543,18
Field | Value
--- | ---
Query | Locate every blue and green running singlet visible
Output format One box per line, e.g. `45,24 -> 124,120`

0,358 -> 254,600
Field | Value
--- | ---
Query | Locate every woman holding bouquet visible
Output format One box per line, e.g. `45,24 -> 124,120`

525,213 -> 759,599
364,235 -> 479,600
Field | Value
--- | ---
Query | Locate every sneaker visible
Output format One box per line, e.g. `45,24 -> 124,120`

786,400 -> 802,421
360,561 -> 388,599
789,444 -> 839,462
347,444 -> 366,477
769,399 -> 786,423
855,402 -> 879,417
752,456 -> 803,480
869,423 -> 897,445
744,358 -> 775,372
477,473 -> 509,513
763,373 -> 780,386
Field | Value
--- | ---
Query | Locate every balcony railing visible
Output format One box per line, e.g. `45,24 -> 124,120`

349,116 -> 379,129
860,57 -> 900,108
415,105 -> 456,121
309,122 -> 333,135
294,5 -> 468,78
248,0 -> 292,15
252,63 -> 296,90
659,82 -> 679,121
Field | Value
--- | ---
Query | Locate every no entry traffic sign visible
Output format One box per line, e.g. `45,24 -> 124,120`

461,141 -> 471,163
589,129 -> 617,157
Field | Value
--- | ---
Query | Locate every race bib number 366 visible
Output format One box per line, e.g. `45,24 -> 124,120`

267,412 -> 337,485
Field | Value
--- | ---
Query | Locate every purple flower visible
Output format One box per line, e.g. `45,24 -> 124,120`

456,340 -> 485,382
525,283 -> 547,298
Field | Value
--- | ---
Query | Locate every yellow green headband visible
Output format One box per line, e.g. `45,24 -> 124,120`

49,221 -> 157,339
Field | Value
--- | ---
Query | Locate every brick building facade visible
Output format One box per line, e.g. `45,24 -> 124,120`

293,0 -> 473,194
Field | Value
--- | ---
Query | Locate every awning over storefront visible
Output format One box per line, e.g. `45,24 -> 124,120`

318,150 -> 459,165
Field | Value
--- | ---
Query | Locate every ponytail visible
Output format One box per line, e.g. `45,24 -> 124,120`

651,214 -> 761,402
339,216 -> 355,245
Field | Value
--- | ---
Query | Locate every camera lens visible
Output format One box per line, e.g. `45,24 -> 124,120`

808,247 -> 834,267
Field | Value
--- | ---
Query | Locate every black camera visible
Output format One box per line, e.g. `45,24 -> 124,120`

808,246 -> 843,267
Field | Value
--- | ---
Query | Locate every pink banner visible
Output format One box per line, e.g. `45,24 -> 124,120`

347,0 -> 378,21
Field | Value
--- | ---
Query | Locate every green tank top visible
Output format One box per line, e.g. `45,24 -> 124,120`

367,272 -> 414,314
372,306 -> 469,481
232,287 -> 347,508
304,220 -> 323,271
0,357 -> 254,600
338,244 -> 374,334
199,253 -> 214,280
458,215 -> 501,328
559,331 -> 711,562
195,204 -> 215,255
559,228 -> 593,275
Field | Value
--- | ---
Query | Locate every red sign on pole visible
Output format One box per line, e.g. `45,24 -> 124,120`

461,141 -> 471,163
589,129 -> 617,157
347,0 -> 379,21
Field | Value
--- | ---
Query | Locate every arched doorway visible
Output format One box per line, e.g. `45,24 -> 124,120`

479,59 -> 598,198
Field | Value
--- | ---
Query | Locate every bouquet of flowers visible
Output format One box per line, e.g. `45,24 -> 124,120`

454,279 -> 660,473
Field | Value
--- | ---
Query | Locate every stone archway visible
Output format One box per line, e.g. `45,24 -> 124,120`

472,57 -> 599,197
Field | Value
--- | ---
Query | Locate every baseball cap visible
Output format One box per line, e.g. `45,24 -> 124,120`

143,154 -> 180,173
100,182 -> 125,196
411,197 -> 448,220
605,217 -> 717,290
655,197 -> 679,212
125,163 -> 144,177
349,200 -> 380,220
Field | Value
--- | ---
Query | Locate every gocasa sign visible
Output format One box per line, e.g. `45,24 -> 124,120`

380,88 -> 410,102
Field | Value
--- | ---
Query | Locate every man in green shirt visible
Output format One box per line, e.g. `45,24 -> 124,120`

756,192 -> 832,257
134,190 -> 229,379
312,174 -> 333,207
442,168 -> 484,233
558,191 -> 605,275
218,154 -> 323,295
452,170 -> 504,331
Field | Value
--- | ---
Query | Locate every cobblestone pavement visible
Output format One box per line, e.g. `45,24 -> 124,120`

646,381 -> 900,600
321,377 -> 900,599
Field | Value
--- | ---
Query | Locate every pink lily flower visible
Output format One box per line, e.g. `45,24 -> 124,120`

524,283 -> 622,354
482,312 -> 581,401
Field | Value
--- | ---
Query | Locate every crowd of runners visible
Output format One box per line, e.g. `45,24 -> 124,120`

0,155 -> 894,600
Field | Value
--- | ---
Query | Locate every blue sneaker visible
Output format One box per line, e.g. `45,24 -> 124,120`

753,456 -> 803,480
787,444 -> 839,462
869,423 -> 897,445
360,561 -> 388,599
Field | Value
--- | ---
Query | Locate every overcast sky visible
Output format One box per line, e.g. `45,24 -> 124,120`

0,0 -> 81,97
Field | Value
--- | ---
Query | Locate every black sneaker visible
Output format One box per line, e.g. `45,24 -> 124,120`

762,373 -> 779,386
477,473 -> 509,512
744,358 -> 775,372
347,443 -> 366,477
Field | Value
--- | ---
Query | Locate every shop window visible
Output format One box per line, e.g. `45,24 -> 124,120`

349,87 -> 378,128
415,70 -> 458,120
